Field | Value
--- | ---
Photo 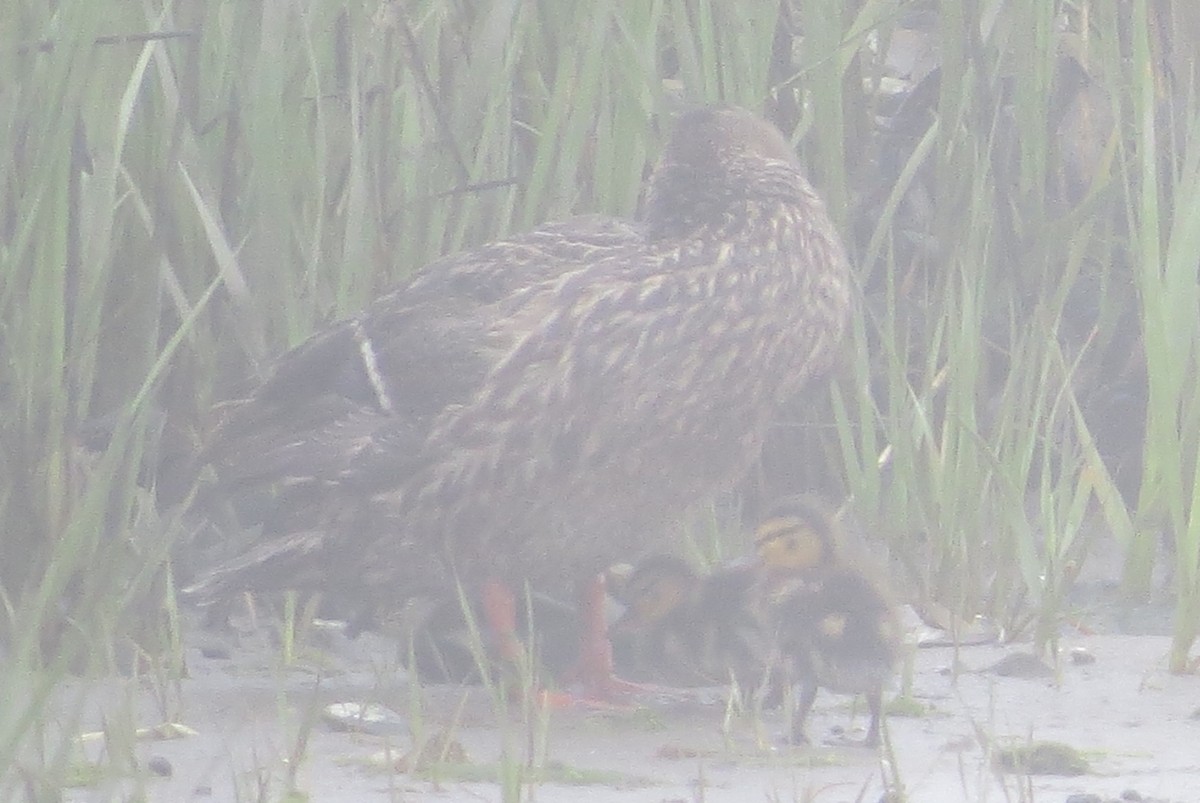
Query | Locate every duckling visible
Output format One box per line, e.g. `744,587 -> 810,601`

609,554 -> 766,687
754,497 -> 901,747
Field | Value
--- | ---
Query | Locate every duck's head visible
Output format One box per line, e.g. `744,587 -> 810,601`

644,106 -> 805,237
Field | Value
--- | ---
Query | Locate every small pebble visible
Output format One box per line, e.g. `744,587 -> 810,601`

322,701 -> 407,736
146,755 -> 172,777
1119,791 -> 1143,801
198,644 -> 231,660
1063,795 -> 1101,803
1069,647 -> 1096,665
985,652 -> 1054,678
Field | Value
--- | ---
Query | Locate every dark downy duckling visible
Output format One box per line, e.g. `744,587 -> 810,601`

754,497 -> 901,747
609,554 -> 766,687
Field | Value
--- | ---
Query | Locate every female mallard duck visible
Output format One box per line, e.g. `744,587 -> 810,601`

609,553 -> 766,687
190,106 -> 853,699
754,497 -> 901,746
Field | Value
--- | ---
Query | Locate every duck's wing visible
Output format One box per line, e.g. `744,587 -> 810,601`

187,217 -> 643,605
203,215 -> 642,493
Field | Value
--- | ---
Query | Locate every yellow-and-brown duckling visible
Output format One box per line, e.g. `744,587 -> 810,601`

189,106 -> 853,703
754,497 -> 901,746
608,553 -> 767,688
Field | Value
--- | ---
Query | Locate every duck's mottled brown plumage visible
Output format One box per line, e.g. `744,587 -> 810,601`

190,107 -> 853,638
189,216 -> 641,602
204,215 -> 641,499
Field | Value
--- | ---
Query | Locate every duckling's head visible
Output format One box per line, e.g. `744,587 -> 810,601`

610,554 -> 697,631
753,496 -> 838,573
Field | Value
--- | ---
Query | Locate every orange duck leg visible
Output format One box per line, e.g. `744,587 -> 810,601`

480,574 -> 654,708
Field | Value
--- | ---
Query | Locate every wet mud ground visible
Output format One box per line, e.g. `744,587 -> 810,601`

57,612 -> 1200,803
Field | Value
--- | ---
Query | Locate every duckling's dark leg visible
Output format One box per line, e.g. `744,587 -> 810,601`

789,681 -> 818,745
863,686 -> 884,747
